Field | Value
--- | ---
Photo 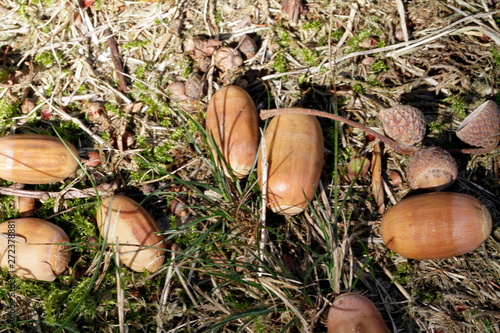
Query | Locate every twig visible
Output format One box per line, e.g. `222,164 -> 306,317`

395,0 -> 409,44
103,28 -> 128,93
260,108 -> 417,155
0,186 -> 112,200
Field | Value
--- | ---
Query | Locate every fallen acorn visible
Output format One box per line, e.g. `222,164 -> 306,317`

258,113 -> 324,215
0,134 -> 79,184
96,195 -> 166,272
327,293 -> 390,333
381,192 -> 492,260
205,85 -> 259,179
0,218 -> 71,281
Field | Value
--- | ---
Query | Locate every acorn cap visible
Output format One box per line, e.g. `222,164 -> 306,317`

380,105 -> 426,146
456,100 -> 500,148
407,146 -> 458,191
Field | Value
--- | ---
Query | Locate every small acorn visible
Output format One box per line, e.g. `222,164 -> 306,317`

406,146 -> 458,191
258,113 -> 324,215
327,293 -> 390,333
0,218 -> 71,281
456,100 -> 500,148
96,195 -> 166,272
214,47 -> 243,72
379,105 -> 426,146
381,192 -> 492,260
205,85 -> 259,178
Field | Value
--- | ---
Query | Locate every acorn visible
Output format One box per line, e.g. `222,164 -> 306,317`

0,218 -> 71,281
406,146 -> 458,191
379,105 -> 426,146
456,100 -> 500,148
205,85 -> 259,179
327,293 -> 390,333
214,47 -> 243,72
258,113 -> 324,215
96,195 -> 166,272
0,134 -> 79,184
381,192 -> 492,260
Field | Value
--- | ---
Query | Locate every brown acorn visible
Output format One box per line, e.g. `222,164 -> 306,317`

381,192 -> 492,260
205,85 -> 259,179
327,293 -> 390,333
96,195 -> 166,272
214,47 -> 243,72
456,100 -> 500,148
406,146 -> 458,191
379,105 -> 426,146
258,113 -> 324,215
0,218 -> 71,281
0,134 -> 79,184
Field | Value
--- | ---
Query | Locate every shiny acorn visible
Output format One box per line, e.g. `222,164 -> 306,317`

381,192 -> 492,260
327,293 -> 390,333
258,113 -> 324,215
0,218 -> 71,281
205,85 -> 259,179
0,134 -> 79,184
96,195 -> 166,272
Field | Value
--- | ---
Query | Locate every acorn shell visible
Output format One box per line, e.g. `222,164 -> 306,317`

258,113 -> 324,215
381,192 -> 492,260
456,100 -> 500,148
96,195 -> 166,272
205,85 -> 259,179
0,218 -> 71,281
379,105 -> 426,146
406,146 -> 458,191
0,134 -> 79,184
214,47 -> 243,72
327,293 -> 390,333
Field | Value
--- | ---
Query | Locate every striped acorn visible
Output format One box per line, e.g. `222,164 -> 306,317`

205,85 -> 259,179
258,113 -> 324,215
381,192 -> 492,260
0,218 -> 71,281
96,195 -> 166,273
0,134 -> 79,184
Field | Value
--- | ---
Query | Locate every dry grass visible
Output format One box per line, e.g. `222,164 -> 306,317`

0,0 -> 500,332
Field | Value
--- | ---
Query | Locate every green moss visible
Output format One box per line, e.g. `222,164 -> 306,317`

347,28 -> 372,49
0,98 -> 20,134
428,121 -> 443,133
123,39 -> 151,50
273,53 -> 288,73
34,51 -> 66,67
493,49 -> 500,67
352,84 -> 365,94
298,49 -> 319,66
443,96 -> 467,119
302,20 -> 323,30
278,30 -> 291,48
372,60 -> 388,72
0,68 -> 14,83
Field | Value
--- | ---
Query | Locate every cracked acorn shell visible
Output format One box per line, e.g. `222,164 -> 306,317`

456,100 -> 500,148
0,218 -> 71,281
0,134 -> 79,184
407,146 -> 458,191
96,195 -> 166,273
205,85 -> 259,179
327,293 -> 390,333
258,113 -> 324,215
379,105 -> 426,146
381,192 -> 492,260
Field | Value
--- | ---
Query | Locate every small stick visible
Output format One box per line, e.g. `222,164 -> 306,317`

0,185 -> 113,200
260,108 -> 417,155
103,29 -> 128,93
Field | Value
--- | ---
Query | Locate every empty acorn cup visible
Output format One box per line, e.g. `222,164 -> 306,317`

456,100 -> 500,149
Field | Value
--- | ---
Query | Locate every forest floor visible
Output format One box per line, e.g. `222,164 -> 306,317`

0,0 -> 500,332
